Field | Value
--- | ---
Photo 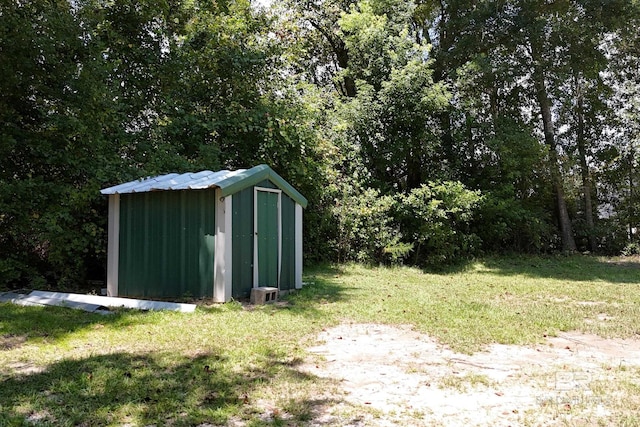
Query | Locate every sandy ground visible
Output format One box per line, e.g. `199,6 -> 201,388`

298,323 -> 640,426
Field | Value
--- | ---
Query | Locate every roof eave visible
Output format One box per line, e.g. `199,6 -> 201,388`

218,164 -> 308,208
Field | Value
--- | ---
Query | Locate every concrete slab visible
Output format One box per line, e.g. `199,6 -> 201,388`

29,290 -> 196,313
0,292 -> 111,314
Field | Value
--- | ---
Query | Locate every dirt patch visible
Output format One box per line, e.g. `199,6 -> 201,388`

606,256 -> 640,268
299,324 -> 640,426
0,334 -> 27,351
3,361 -> 45,377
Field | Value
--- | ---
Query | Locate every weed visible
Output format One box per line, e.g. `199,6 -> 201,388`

438,372 -> 493,391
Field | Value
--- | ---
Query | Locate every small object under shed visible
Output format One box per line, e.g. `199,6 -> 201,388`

250,287 -> 278,305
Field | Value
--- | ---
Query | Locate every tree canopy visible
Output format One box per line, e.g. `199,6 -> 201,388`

1,0 -> 639,288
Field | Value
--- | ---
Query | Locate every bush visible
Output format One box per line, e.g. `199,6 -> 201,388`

398,182 -> 483,267
332,188 -> 408,264
621,242 -> 640,256
327,181 -> 485,267
595,216 -> 636,256
473,193 -> 553,253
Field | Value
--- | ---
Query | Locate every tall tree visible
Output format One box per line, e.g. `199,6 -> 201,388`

450,0 -> 632,251
601,5 -> 640,246
0,0 -> 117,285
280,0 -> 357,96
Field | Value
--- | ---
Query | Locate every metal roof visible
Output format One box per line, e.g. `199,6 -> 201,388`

100,169 -> 244,194
100,164 -> 308,208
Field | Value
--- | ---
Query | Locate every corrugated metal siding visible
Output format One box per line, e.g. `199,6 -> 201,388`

256,190 -> 279,287
257,179 -> 277,189
231,187 -> 254,298
118,189 -> 216,298
280,195 -> 296,290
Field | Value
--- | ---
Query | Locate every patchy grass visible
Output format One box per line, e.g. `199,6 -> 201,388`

297,256 -> 640,354
438,372 -> 494,392
1,255 -> 640,425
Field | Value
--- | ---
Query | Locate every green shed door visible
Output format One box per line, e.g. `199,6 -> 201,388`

254,188 -> 281,288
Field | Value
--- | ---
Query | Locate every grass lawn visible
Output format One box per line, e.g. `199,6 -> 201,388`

1,255 -> 639,426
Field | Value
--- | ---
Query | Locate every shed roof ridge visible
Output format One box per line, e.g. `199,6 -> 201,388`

100,165 -> 307,208
175,170 -> 231,190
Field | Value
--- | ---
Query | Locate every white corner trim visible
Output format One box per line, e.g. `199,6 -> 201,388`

277,192 -> 282,288
214,190 -> 233,302
106,194 -> 120,297
295,204 -> 303,289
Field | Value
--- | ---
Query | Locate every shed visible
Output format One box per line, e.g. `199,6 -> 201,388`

100,165 -> 307,302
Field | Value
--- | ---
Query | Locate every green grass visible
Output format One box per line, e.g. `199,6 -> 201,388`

438,372 -> 494,392
1,255 -> 639,425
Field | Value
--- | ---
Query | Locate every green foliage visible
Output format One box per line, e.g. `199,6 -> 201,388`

0,0 -> 116,287
474,194 -> 552,253
334,0 -> 451,190
339,0 -> 397,90
588,215 -> 633,256
0,0 -> 326,287
382,241 -> 414,265
153,0 -> 275,170
1,0 -> 639,286
332,187 -> 404,264
450,117 -> 556,253
621,242 -> 640,256
398,182 -> 483,266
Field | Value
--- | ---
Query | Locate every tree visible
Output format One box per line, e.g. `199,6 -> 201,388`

0,0 -> 118,286
600,6 -> 640,249
329,0 -> 452,190
0,0 -> 324,287
280,0 -> 358,96
445,0 -> 635,252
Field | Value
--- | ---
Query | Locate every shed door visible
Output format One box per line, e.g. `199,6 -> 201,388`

254,188 -> 281,288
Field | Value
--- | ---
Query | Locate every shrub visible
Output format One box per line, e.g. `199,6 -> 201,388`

398,182 -> 483,267
473,193 -> 553,253
332,188 -> 407,264
621,242 -> 640,256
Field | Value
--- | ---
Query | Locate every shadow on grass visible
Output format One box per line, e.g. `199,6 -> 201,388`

420,254 -> 640,284
277,264 -> 350,317
0,303 -> 153,350
477,255 -> 640,284
0,350 -> 338,426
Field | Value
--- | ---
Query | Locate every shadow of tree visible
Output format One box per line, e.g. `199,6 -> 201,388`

0,349 -> 335,426
279,268 -> 349,318
0,303 -> 154,350
477,255 -> 640,283
420,255 -> 640,284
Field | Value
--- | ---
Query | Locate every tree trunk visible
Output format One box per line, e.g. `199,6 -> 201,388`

405,149 -> 423,190
531,46 -> 577,252
574,75 -> 597,252
432,5 -> 455,178
333,42 -> 357,98
308,20 -> 357,98
629,146 -> 637,242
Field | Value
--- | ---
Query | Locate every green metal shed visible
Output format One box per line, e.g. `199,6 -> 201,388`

100,165 -> 307,302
